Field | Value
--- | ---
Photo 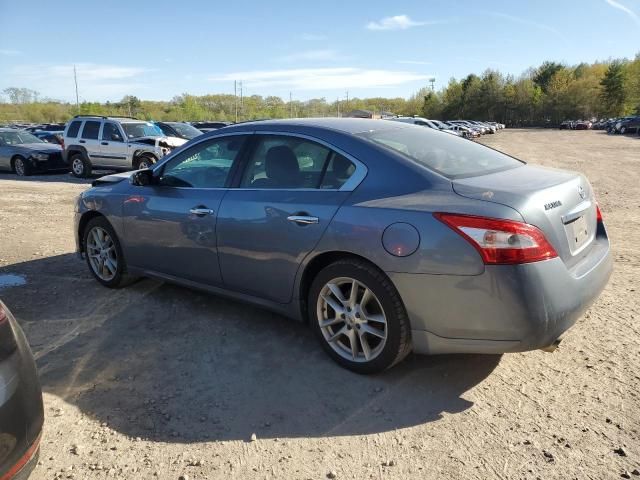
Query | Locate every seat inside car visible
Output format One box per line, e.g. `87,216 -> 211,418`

251,145 -> 301,188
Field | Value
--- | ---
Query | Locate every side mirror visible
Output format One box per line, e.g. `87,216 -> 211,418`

111,133 -> 123,142
130,168 -> 155,186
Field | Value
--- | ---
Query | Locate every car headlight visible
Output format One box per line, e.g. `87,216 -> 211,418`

32,153 -> 49,161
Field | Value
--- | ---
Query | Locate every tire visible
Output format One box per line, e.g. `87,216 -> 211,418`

620,126 -> 626,134
83,216 -> 137,288
308,258 -> 411,374
70,153 -> 91,178
12,156 -> 32,177
134,154 -> 156,170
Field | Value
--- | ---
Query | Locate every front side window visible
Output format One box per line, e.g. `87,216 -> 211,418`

241,135 -> 355,189
158,136 -> 246,188
66,120 -> 81,138
81,121 -> 100,140
102,123 -> 123,142
359,126 -> 523,179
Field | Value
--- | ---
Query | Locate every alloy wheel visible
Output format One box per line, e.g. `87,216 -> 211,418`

86,226 -> 118,281
72,158 -> 84,176
14,158 -> 25,176
316,277 -> 388,362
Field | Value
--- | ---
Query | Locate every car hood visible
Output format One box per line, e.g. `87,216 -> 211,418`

129,136 -> 187,148
91,171 -> 136,187
12,143 -> 62,153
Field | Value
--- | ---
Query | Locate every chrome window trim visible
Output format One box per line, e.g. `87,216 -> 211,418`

149,129 -> 368,192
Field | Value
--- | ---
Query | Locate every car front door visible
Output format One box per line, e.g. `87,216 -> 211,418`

100,122 -> 129,168
121,133 -> 250,285
0,135 -> 10,171
216,133 -> 362,304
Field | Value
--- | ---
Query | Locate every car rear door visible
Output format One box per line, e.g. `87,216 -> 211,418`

122,133 -> 250,285
78,120 -> 103,166
216,133 -> 364,304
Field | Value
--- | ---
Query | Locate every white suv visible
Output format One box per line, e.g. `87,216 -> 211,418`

62,115 -> 186,178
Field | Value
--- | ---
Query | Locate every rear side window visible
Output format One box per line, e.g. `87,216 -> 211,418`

241,135 -> 342,189
359,126 -> 523,179
66,121 -> 81,138
81,121 -> 100,140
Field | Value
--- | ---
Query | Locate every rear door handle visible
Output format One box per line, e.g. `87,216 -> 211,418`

79,140 -> 86,143
101,141 -> 108,145
189,207 -> 214,216
287,215 -> 319,225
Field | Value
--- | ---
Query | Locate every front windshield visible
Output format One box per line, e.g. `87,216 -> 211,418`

169,122 -> 202,139
121,122 -> 164,139
0,130 -> 44,145
359,125 -> 523,179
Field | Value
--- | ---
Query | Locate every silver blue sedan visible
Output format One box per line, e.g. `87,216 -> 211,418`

73,119 -> 612,373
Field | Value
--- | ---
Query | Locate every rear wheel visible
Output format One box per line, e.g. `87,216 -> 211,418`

13,156 -> 31,176
83,217 -> 137,288
70,154 -> 91,178
620,126 -> 627,134
308,259 -> 411,374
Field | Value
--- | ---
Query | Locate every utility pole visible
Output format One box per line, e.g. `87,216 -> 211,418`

73,65 -> 80,112
429,77 -> 435,92
239,81 -> 243,121
234,80 -> 238,123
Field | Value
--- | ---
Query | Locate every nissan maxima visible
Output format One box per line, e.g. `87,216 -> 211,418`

73,119 -> 612,373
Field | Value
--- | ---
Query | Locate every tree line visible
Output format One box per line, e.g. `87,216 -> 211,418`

1,54 -> 638,125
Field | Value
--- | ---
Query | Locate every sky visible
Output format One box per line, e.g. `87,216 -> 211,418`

0,0 -> 639,103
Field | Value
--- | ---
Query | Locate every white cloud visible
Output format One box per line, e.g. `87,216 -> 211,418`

209,67 -> 431,90
366,15 -> 427,31
604,0 -> 640,25
397,60 -> 431,65
490,12 -> 565,39
6,63 -> 150,102
300,33 -> 327,41
277,50 -> 343,62
0,49 -> 21,56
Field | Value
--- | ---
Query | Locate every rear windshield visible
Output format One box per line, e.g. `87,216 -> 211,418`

358,126 -> 523,178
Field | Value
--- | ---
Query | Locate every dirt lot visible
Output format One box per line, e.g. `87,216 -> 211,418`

0,129 -> 638,480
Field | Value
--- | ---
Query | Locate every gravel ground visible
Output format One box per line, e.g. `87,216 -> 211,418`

0,129 -> 638,480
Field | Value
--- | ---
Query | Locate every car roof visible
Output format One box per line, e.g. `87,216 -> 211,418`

222,117 -> 407,135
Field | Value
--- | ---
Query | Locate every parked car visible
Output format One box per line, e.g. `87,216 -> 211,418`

0,128 -> 66,176
0,300 -> 44,480
32,130 -> 64,146
74,118 -> 612,373
155,121 -> 203,140
444,122 -> 479,138
386,117 -> 463,137
25,123 -> 66,133
613,116 -> 640,134
191,121 -> 232,132
63,115 -> 187,178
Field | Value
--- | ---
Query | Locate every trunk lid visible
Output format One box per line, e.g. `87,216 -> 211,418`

452,164 -> 598,268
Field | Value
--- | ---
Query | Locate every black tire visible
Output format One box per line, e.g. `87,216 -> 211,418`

134,154 -> 156,170
70,153 -> 92,178
83,216 -> 137,288
620,126 -> 627,134
308,258 -> 412,374
12,156 -> 32,177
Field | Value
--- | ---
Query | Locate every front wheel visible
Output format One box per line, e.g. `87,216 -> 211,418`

620,126 -> 627,134
13,157 -> 32,176
83,217 -> 137,288
308,259 -> 411,374
134,154 -> 156,170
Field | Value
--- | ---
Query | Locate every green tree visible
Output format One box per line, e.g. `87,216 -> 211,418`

600,61 -> 627,116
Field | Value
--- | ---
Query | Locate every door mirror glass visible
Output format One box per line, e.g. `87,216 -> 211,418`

130,168 -> 155,186
111,132 -> 123,142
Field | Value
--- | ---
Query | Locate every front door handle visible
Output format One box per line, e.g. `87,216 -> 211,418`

101,141 -> 109,145
189,207 -> 214,216
287,215 -> 319,225
79,140 -> 86,144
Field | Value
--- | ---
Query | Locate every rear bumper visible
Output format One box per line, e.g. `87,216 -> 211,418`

390,236 -> 613,355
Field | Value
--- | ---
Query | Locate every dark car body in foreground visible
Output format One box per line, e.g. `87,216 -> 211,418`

0,129 -> 66,176
0,301 -> 43,480
74,118 -> 612,373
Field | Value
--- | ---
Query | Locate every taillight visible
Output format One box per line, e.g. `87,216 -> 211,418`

596,205 -> 603,223
434,213 -> 558,265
